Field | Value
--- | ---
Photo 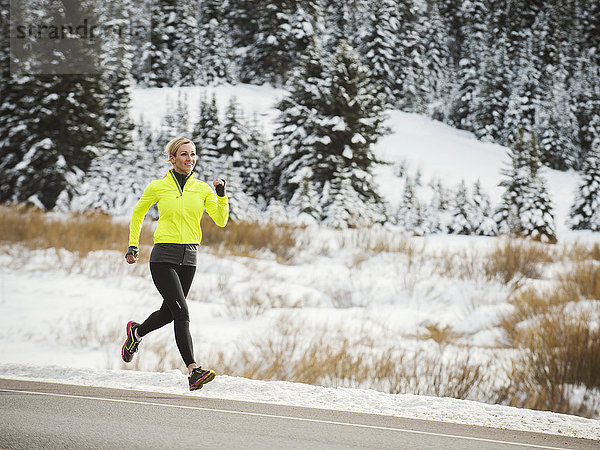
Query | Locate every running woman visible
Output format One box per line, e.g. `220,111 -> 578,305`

122,137 -> 229,391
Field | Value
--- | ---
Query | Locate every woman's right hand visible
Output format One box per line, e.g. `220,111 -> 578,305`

125,246 -> 139,264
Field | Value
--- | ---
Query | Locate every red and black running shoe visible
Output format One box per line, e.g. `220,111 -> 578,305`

121,321 -> 141,363
189,367 -> 216,391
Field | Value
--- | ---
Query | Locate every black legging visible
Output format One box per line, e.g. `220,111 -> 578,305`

137,262 -> 196,367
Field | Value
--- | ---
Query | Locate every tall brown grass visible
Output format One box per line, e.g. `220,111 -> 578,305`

483,239 -> 555,286
200,215 -> 299,262
0,204 -> 154,256
0,203 -> 299,262
208,320 -> 488,400
498,260 -> 600,417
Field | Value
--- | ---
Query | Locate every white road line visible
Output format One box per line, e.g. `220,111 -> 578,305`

0,388 -> 571,450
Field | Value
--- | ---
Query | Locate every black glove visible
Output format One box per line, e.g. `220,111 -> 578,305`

125,246 -> 139,259
215,179 -> 226,197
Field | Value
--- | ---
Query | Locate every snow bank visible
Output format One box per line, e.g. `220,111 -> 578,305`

1,363 -> 598,441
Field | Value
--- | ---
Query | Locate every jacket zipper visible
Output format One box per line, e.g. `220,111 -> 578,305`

169,170 -> 186,264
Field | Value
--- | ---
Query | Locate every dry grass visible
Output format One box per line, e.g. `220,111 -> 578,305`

498,306 -> 600,416
206,320 -> 488,400
497,257 -> 600,416
338,228 -> 417,254
558,262 -> 600,301
0,204 -> 154,257
0,203 -> 299,262
200,216 -> 299,263
483,239 -> 555,286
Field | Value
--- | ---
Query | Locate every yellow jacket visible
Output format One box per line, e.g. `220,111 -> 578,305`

129,170 -> 229,247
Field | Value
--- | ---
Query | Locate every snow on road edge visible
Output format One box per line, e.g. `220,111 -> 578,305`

1,363 -> 598,441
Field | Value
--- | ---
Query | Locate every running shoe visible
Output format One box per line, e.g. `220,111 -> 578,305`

121,321 -> 141,363
189,367 -> 216,391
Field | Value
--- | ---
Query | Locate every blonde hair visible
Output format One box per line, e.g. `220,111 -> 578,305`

164,137 -> 196,163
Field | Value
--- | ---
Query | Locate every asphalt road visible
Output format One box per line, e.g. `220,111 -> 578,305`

0,378 -> 597,449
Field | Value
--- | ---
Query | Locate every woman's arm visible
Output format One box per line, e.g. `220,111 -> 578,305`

204,179 -> 229,227
128,182 -> 158,247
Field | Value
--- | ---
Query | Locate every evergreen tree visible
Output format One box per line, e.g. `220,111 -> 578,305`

471,180 -> 498,236
395,176 -> 427,235
322,0 -> 363,52
569,137 -> 600,231
503,47 -> 543,146
394,0 -> 429,112
495,131 -> 556,243
447,0 -> 491,132
471,44 -> 511,142
191,92 -> 221,182
422,1 -> 455,120
447,180 -> 473,235
158,91 -> 190,143
448,56 -> 478,131
142,0 -> 200,87
569,56 -> 600,168
358,0 -> 400,106
241,114 -> 273,201
240,0 -> 321,86
272,38 -> 331,220
214,97 -> 260,219
0,0 -> 106,209
73,0 -> 144,214
321,40 -> 388,227
217,96 -> 250,160
273,39 -> 387,227
535,62 -> 578,170
198,0 -> 237,84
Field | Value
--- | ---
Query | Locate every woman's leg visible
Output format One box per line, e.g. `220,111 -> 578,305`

140,262 -> 197,367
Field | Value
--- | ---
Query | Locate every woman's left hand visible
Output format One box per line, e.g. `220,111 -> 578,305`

213,178 -> 226,197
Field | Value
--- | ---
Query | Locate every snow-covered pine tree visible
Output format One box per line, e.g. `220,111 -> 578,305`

447,0 -> 490,132
569,56 -> 600,169
395,176 -> 427,235
143,0 -> 200,87
535,62 -> 578,171
447,56 -> 477,132
421,1 -> 455,121
198,0 -> 237,84
321,40 -> 388,227
240,0 -> 321,86
569,135 -> 600,231
0,0 -> 106,210
158,91 -> 190,144
435,0 -> 464,65
394,0 -> 429,113
272,37 -> 331,221
503,45 -> 543,147
447,180 -> 473,235
426,178 -> 452,233
72,0 -> 142,214
470,44 -> 511,142
217,96 -> 249,161
357,0 -> 400,106
191,92 -> 221,182
495,130 -> 556,243
241,114 -> 273,202
214,96 -> 259,220
471,180 -> 498,236
495,130 -> 532,235
322,0 -> 363,53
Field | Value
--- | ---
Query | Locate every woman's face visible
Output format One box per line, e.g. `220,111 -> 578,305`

171,143 -> 196,174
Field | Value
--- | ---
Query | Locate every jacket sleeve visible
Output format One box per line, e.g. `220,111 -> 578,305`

128,182 -> 158,246
204,190 -> 229,227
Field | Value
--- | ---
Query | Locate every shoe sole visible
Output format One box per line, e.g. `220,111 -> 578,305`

189,370 -> 216,391
121,321 -> 137,363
